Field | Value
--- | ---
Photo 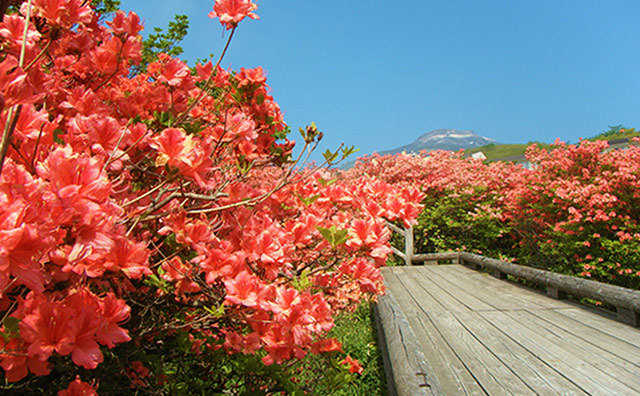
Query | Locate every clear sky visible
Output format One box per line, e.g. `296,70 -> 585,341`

117,0 -> 640,162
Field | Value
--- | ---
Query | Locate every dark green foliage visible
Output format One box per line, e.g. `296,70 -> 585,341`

91,0 -> 121,15
295,301 -> 388,396
465,142 -> 552,161
596,124 -> 626,138
413,191 -> 512,260
1,300 -> 388,395
590,125 -> 639,141
132,14 -> 190,75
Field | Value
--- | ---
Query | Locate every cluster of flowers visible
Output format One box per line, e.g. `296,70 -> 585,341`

0,1 -> 423,393
351,140 -> 640,289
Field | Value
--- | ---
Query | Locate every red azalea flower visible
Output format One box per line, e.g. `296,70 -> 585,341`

209,0 -> 259,30
58,376 -> 97,396
342,355 -> 363,374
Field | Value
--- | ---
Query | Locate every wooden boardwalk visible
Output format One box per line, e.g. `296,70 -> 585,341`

375,264 -> 640,396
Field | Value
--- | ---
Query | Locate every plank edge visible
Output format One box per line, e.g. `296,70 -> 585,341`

373,291 -> 443,396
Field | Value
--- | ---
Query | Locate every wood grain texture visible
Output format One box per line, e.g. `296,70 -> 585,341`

375,265 -> 640,396
459,252 -> 640,319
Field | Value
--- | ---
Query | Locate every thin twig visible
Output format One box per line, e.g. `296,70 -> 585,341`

0,0 -> 31,177
173,26 -> 236,126
102,123 -> 130,173
29,120 -> 45,172
122,180 -> 169,208
0,105 -> 23,176
24,39 -> 52,72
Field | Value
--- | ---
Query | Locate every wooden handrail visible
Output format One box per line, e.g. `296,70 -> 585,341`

386,221 -> 414,265
384,221 -> 640,326
386,222 -> 458,265
386,221 -> 405,236
459,252 -> 640,327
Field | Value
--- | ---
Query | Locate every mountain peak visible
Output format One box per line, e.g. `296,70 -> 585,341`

379,128 -> 498,155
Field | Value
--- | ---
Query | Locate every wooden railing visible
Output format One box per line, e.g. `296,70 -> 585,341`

386,222 -> 414,265
386,222 -> 640,327
387,222 -> 459,266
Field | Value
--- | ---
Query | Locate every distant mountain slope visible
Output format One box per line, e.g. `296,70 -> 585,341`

339,128 -> 499,169
464,128 -> 640,161
378,129 -> 498,155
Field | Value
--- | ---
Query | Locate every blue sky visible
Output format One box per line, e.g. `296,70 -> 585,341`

118,1 -> 640,162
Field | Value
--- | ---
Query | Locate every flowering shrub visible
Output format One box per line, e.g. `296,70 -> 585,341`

0,1 -> 423,394
349,151 -> 520,259
351,141 -> 640,289
505,139 -> 640,288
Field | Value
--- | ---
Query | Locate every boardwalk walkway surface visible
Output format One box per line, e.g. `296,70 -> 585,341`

375,264 -> 640,396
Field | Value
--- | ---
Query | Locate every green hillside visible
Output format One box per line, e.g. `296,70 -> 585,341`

465,142 -> 551,161
466,126 -> 638,161
589,126 -> 639,142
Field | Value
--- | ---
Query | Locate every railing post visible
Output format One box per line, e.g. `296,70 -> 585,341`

618,308 -> 640,327
404,226 -> 414,266
547,286 -> 567,300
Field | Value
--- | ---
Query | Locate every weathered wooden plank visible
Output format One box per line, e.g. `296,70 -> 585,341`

557,307 -> 640,346
526,308 -> 640,367
460,252 -> 640,324
460,265 -> 579,309
506,309 -> 640,385
618,307 -> 640,327
394,267 -> 478,313
407,266 -> 496,312
481,309 -> 640,395
397,267 -> 594,394
440,265 -> 569,310
450,264 -> 570,309
374,287 -> 441,396
513,309 -> 640,390
451,310 -> 589,395
380,265 -> 640,396
422,265 -> 539,311
383,269 -> 485,395
426,310 -> 536,395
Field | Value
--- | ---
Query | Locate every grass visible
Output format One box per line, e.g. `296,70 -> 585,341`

464,142 -> 551,161
296,301 -> 388,396
466,129 -> 640,162
328,301 -> 388,396
589,130 -> 640,141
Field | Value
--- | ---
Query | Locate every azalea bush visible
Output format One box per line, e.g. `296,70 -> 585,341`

350,151 -> 519,259
505,140 -> 640,288
351,140 -> 640,290
0,1 -> 423,394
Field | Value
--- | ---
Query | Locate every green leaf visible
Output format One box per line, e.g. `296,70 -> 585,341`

341,145 -> 360,160
176,330 -> 191,354
204,304 -> 225,318
316,225 -> 350,249
132,14 -> 190,75
91,0 -> 120,15
183,120 -> 203,135
3,317 -> 19,335
323,149 -> 339,164
273,125 -> 291,140
292,268 -> 312,291
317,177 -> 338,187
53,128 -> 65,145
296,193 -> 320,207
281,203 -> 295,211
